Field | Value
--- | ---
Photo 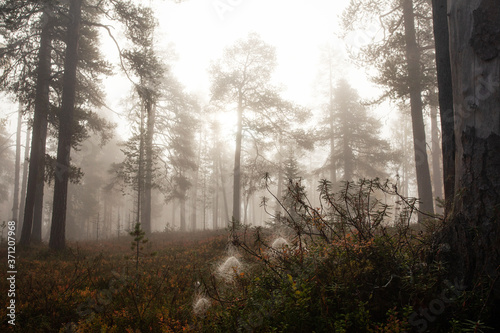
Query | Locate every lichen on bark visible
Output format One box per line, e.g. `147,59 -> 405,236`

470,0 -> 500,61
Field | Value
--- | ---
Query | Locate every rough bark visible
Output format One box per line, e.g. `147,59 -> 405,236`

430,105 -> 444,213
431,0 -> 455,216
20,10 -> 52,246
32,178 -> 44,242
402,0 -> 435,217
446,0 -> 500,299
49,0 -> 82,250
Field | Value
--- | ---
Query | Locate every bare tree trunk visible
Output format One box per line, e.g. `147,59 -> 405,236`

329,55 -> 337,185
430,105 -> 444,214
20,9 -> 52,246
11,104 -> 22,222
180,197 -> 186,232
142,98 -> 154,234
402,0 -> 434,217
49,0 -> 82,250
431,0 -> 455,215
32,182 -> 44,242
18,123 -> 31,228
219,154 -> 230,225
137,100 -> 145,227
213,153 -> 219,229
275,139 -> 283,215
446,0 -> 500,298
191,132 -> 202,231
232,96 -> 243,226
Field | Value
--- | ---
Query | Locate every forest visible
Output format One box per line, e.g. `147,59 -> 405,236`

0,0 -> 499,332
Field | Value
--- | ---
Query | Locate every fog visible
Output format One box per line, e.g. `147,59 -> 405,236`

1,0 -> 439,240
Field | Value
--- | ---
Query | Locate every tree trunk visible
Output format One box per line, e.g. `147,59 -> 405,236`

447,0 -> 500,300
180,197 -> 186,232
191,132 -> 202,231
18,123 -> 31,227
20,9 -> 52,246
49,0 -> 82,250
329,55 -> 337,185
213,152 -> 219,229
431,105 -> 444,214
11,103 -> 22,222
32,180 -> 44,242
232,96 -> 243,225
276,137 -> 283,216
402,0 -> 434,217
143,97 -> 154,234
431,0 -> 455,215
219,154 -> 230,225
137,97 -> 145,227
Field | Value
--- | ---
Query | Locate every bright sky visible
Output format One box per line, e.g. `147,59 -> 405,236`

150,0 -> 354,105
3,0 -> 386,145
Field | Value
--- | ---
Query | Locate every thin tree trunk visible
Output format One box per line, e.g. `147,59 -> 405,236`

18,123 -> 31,228
276,137 -> 283,216
11,103 -> 22,222
137,99 -> 145,227
232,96 -> 243,226
143,97 -> 154,234
180,196 -> 186,232
219,154 -> 230,225
203,171 -> 206,230
402,0 -> 434,217
213,152 -> 219,229
329,54 -> 337,185
20,9 -> 52,246
191,131 -> 202,231
244,194 -> 249,224
49,0 -> 82,250
430,105 -> 444,214
431,0 -> 455,215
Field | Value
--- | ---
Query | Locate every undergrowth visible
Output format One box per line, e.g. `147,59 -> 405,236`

0,179 -> 494,332
195,178 -> 493,333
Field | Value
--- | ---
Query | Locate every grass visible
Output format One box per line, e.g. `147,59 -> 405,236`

1,229 -> 229,332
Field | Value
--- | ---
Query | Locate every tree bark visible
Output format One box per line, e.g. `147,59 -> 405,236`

402,0 -> 435,217
431,0 -> 455,216
447,0 -> 500,296
142,96 -> 154,234
20,9 -> 52,246
430,105 -> 444,213
49,0 -> 82,250
32,178 -> 44,242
